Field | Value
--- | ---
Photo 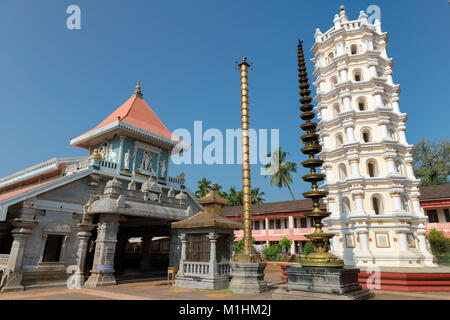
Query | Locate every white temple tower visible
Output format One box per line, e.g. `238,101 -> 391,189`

312,6 -> 435,267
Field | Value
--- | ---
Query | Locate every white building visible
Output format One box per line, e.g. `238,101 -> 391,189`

312,6 -> 435,267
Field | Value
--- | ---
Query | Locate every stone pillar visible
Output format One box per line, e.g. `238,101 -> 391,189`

368,61 -> 377,78
384,151 -> 397,175
140,234 -> 153,272
85,214 -> 120,288
208,233 -> 219,276
178,233 -> 187,275
351,187 -> 365,213
389,188 -> 404,212
71,222 -> 95,287
1,219 -> 37,292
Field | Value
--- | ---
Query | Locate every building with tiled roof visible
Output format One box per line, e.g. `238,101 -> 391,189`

0,82 -> 200,291
223,184 -> 450,254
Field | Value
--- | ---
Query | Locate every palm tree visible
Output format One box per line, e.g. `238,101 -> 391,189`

227,187 -> 243,207
263,147 -> 297,200
195,177 -> 212,198
251,187 -> 266,204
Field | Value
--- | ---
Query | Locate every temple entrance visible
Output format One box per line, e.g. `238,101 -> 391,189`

114,216 -> 172,282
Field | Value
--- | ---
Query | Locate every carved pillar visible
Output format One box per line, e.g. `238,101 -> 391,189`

140,234 -> 153,272
1,218 -> 37,292
208,233 -> 219,277
84,214 -> 120,288
71,222 -> 95,287
177,233 -> 187,276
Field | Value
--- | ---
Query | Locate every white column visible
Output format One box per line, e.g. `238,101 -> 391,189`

359,232 -> 369,251
373,92 -> 383,109
398,124 -> 408,144
391,97 -> 400,113
377,119 -> 389,140
390,192 -> 403,212
345,126 -> 355,143
417,232 -> 429,254
385,67 -> 394,85
368,61 -> 377,78
117,136 -> 126,170
384,152 -> 397,175
341,93 -> 351,112
397,232 -> 409,252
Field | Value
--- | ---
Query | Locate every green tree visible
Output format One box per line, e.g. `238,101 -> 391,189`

427,229 -> 450,255
233,237 -> 255,253
279,237 -> 293,254
413,139 -> 450,186
263,147 -> 297,200
251,187 -> 266,204
303,241 -> 314,255
195,177 -> 212,198
262,244 -> 281,261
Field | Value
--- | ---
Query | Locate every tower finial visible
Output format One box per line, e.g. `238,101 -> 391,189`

131,80 -> 143,98
340,5 -> 345,11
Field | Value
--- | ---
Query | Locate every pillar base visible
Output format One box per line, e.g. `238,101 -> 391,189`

0,272 -> 25,292
229,261 -> 267,294
84,272 -> 116,288
272,265 -> 374,300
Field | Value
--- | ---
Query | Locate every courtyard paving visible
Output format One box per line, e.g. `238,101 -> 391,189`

0,266 -> 449,300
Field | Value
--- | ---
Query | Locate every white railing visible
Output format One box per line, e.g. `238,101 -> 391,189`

64,160 -> 90,175
99,160 -> 118,170
342,21 -> 361,30
183,261 -> 209,275
218,263 -> 230,275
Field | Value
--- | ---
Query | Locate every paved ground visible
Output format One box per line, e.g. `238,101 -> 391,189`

0,266 -> 449,300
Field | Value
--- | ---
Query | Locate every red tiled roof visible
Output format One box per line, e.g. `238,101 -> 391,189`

0,176 -> 64,203
222,199 -> 326,217
419,184 -> 450,201
75,96 -> 177,143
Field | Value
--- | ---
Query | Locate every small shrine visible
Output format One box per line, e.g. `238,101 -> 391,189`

171,185 -> 243,289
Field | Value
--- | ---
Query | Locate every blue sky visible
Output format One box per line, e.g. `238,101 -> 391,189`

0,0 -> 449,202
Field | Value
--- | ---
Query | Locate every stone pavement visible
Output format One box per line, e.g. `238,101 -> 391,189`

0,266 -> 449,300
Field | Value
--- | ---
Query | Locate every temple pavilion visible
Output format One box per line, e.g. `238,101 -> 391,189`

0,82 -> 201,291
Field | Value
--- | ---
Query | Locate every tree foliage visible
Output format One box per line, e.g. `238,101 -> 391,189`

427,229 -> 450,255
413,139 -> 450,186
279,237 -> 293,251
262,244 -> 281,261
194,178 -> 265,206
303,241 -> 314,255
263,147 -> 297,200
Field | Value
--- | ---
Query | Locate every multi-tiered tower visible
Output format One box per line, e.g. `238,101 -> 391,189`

312,6 -> 434,267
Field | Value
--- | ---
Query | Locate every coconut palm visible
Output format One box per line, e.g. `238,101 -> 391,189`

263,147 -> 297,200
195,177 -> 212,198
251,187 -> 266,204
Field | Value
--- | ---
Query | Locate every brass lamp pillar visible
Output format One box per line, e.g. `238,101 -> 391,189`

233,57 -> 261,263
229,57 -> 267,294
297,40 -> 344,268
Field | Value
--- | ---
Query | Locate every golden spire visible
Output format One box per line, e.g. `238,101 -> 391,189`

131,80 -> 143,98
297,40 -> 344,268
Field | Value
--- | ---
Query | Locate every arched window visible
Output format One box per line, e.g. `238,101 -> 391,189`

361,128 -> 372,143
330,76 -> 338,89
350,44 -> 358,55
328,52 -> 335,64
367,160 -> 378,177
354,70 -> 363,82
372,196 -> 384,215
341,197 -> 351,215
336,134 -> 344,147
333,104 -> 341,117
357,97 -> 367,111
338,163 -> 348,180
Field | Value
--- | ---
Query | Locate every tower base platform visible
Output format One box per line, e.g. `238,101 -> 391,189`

358,266 -> 450,292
